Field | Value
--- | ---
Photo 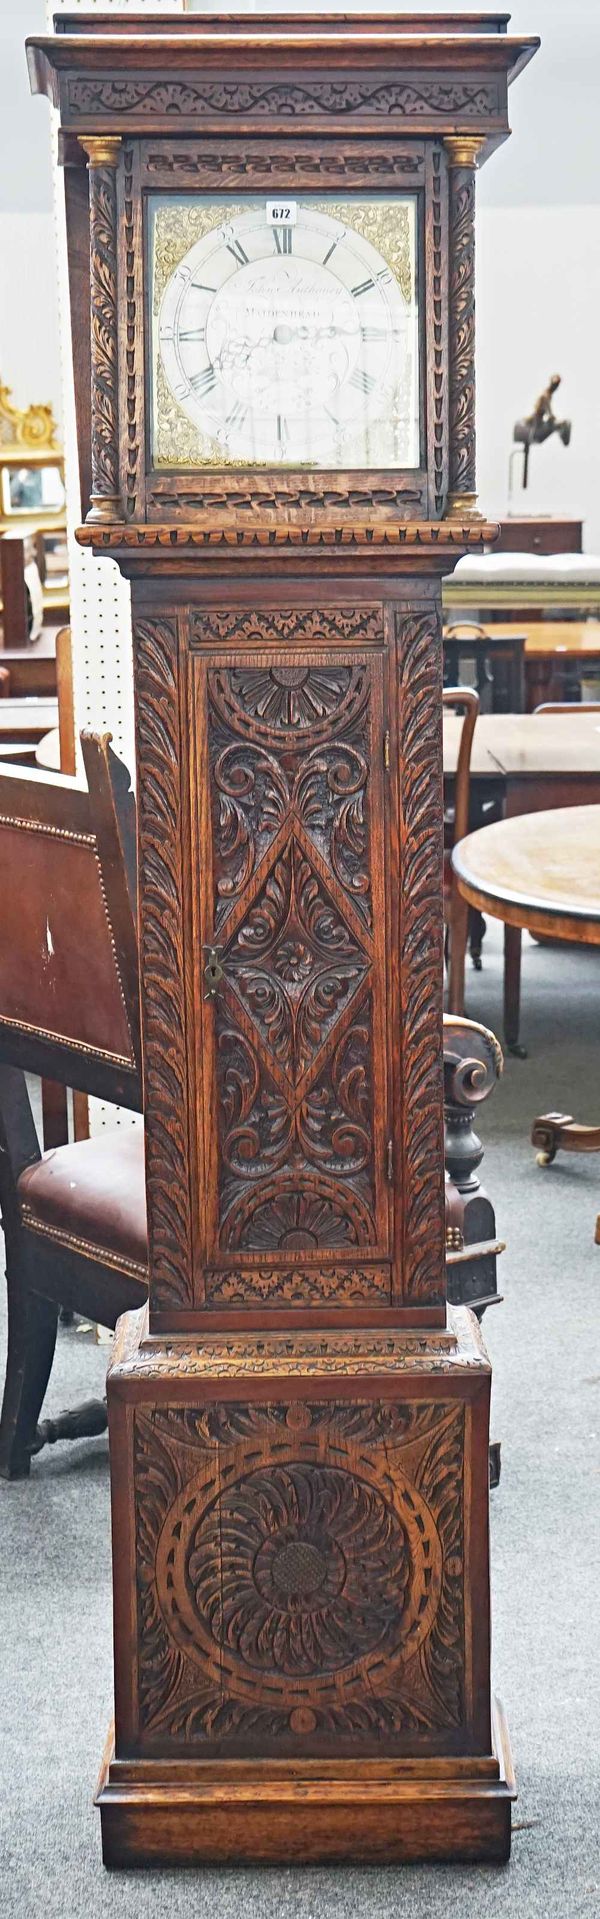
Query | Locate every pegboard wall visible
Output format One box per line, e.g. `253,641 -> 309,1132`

48,0 -> 184,778
49,1 -> 185,1129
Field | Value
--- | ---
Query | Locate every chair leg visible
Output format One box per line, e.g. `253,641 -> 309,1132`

0,1247 -> 59,1480
503,922 -> 526,1058
468,907 -> 486,971
448,887 -> 469,1015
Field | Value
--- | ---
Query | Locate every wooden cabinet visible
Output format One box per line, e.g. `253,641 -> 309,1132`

495,516 -> 583,555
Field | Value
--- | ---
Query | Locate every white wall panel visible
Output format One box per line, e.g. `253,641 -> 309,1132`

49,1 -> 185,1131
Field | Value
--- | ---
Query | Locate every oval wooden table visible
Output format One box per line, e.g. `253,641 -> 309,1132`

452,803 -> 600,1239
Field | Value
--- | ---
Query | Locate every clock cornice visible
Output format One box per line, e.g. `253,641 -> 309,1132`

27,20 -> 539,150
27,16 -> 538,538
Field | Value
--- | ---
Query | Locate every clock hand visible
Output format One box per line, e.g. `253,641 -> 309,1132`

271,323 -> 359,344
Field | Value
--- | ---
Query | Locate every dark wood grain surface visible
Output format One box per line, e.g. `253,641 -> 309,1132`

27,8 -> 539,1868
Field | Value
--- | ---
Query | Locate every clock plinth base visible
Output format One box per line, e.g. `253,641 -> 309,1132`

96,1698 -> 515,1869
102,1305 -> 507,1869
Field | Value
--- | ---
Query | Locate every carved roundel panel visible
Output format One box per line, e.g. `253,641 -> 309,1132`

155,1447 -> 442,1708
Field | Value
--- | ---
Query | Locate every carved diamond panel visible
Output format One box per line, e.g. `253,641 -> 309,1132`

221,838 -> 369,1086
192,624 -> 389,1270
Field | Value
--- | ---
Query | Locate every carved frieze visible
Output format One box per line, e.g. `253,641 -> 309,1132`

141,142 -> 426,186
66,74 -> 500,129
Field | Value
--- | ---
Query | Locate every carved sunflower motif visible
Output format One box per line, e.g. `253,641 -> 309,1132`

233,1189 -> 361,1250
186,1462 -> 411,1677
229,665 -> 353,731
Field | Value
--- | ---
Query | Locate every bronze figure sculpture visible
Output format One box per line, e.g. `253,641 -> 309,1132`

513,374 -> 572,488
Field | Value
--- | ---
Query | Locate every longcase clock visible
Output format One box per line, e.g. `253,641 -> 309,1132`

28,10 -> 538,1869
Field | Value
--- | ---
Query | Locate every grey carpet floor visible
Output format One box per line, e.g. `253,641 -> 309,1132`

1,921 -> 599,1918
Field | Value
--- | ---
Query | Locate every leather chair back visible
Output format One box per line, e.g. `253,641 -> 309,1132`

0,732 -> 141,1108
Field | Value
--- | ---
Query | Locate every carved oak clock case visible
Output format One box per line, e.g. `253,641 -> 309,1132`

28,11 -> 537,1869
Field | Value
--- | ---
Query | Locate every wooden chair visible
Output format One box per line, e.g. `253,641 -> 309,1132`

35,626 -> 81,1153
444,620 -> 525,713
492,701 -> 600,1055
443,685 -> 479,1016
0,531 -> 43,648
443,1012 -> 505,1487
533,701 -> 600,715
443,1014 -> 504,1318
0,733 -> 145,1480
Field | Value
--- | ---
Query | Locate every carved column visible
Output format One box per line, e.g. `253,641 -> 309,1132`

79,137 -> 123,524
444,136 -> 484,519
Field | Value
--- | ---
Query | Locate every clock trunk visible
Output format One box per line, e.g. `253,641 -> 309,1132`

132,579 -> 445,1333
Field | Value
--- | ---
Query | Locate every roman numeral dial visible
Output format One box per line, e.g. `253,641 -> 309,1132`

154,195 -> 419,471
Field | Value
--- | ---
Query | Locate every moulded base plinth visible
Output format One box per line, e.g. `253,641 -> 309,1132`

96,1696 -> 515,1869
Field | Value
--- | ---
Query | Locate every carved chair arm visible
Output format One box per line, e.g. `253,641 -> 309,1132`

443,1014 -> 503,1228
443,1013 -> 503,1111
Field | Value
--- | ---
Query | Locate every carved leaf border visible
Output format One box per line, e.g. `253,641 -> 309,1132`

397,607 -> 446,1301
134,617 -> 194,1309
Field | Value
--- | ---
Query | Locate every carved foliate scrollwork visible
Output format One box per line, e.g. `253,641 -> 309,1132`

204,1264 -> 389,1307
134,617 -> 193,1310
68,75 -> 499,124
132,1397 -> 466,1751
397,609 -> 446,1301
447,159 -> 477,504
80,138 -> 122,522
197,620 -> 382,1267
194,607 -> 382,653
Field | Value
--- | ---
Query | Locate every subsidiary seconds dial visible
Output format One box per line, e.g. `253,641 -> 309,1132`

157,201 -> 414,468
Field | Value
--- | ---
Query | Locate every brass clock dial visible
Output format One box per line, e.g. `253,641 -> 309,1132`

151,196 -> 419,471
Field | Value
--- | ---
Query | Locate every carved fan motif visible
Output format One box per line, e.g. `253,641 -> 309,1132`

186,1462 -> 411,1676
227,1189 -> 364,1252
227,664 -> 354,730
134,1398 -> 465,1752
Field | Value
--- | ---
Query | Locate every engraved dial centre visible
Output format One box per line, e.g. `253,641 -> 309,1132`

206,257 -> 360,409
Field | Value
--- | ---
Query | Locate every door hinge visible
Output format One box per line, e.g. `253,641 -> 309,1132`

383,729 -> 390,771
386,1138 -> 394,1183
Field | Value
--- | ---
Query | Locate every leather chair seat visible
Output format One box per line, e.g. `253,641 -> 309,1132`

18,1126 -> 147,1269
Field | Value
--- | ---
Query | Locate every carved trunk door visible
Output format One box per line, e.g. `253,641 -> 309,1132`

190,610 -> 396,1310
